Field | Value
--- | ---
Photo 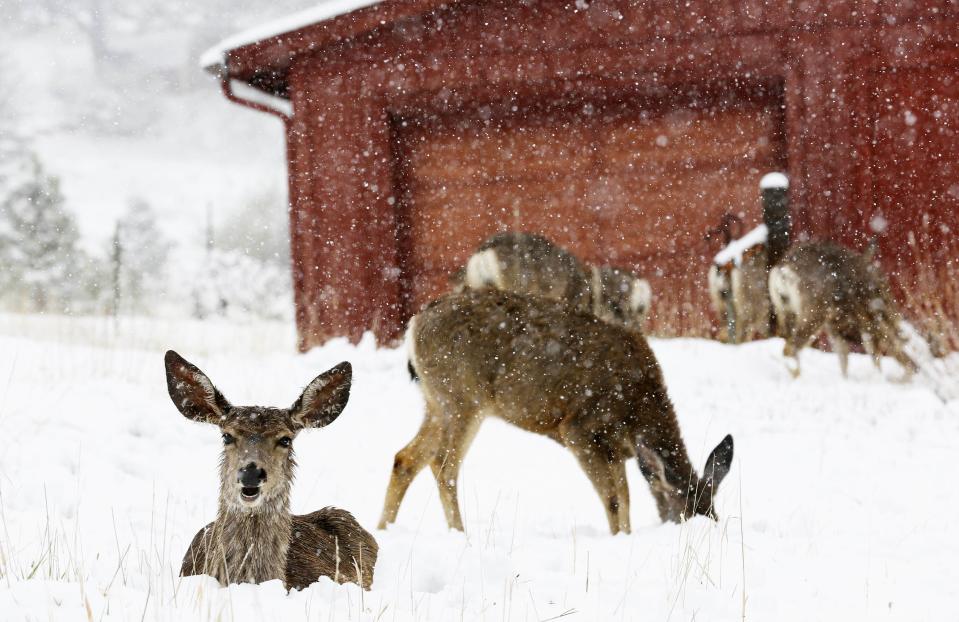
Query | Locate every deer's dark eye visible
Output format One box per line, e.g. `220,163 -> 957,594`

277,436 -> 292,449
222,433 -> 235,445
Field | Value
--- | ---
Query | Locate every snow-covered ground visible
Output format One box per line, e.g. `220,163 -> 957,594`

0,314 -> 956,620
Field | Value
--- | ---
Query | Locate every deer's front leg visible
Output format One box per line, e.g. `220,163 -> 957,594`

379,403 -> 442,529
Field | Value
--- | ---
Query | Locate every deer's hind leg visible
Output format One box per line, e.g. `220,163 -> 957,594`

611,460 -> 631,534
430,407 -> 483,532
884,333 -> 918,382
862,332 -> 883,372
783,314 -> 823,378
826,328 -> 850,378
378,400 -> 443,529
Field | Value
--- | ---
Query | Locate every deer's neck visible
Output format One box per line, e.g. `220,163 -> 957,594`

208,491 -> 293,586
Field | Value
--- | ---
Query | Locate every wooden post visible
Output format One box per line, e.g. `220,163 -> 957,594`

761,172 -> 789,336
761,172 -> 790,269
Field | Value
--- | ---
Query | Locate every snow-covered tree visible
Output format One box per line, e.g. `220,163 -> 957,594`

0,49 -> 29,201
215,187 -> 290,266
108,197 -> 171,314
186,248 -> 292,322
0,157 -> 82,312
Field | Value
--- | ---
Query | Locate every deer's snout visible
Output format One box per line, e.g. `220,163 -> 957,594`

238,462 -> 267,488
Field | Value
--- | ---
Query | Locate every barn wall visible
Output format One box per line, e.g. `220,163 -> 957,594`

286,60 -> 403,348
268,0 -> 959,349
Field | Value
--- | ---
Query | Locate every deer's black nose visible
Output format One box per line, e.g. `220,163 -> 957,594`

238,462 -> 266,487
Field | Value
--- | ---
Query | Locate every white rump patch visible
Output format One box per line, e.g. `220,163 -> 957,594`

465,249 -> 504,289
629,279 -> 652,313
768,265 -> 802,317
406,314 -> 420,372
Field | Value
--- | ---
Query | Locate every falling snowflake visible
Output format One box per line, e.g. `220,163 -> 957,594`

869,213 -> 888,233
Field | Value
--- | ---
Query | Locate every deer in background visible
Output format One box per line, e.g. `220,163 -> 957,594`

768,241 -> 917,379
705,214 -> 772,343
380,289 -> 734,534
451,231 -> 653,331
165,351 -> 377,590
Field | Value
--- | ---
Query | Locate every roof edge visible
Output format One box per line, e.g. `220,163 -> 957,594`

200,1 -> 453,94
199,0 -> 385,73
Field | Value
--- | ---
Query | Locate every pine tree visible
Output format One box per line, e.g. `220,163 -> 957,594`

110,197 -> 171,314
0,157 -> 82,312
216,187 -> 290,266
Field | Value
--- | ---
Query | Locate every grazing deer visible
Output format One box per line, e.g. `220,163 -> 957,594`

164,351 -> 377,590
451,231 -> 653,331
768,241 -> 917,378
380,289 -> 734,534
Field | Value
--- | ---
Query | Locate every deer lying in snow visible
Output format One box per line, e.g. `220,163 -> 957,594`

165,351 -> 377,589
451,231 -> 653,331
380,289 -> 734,534
768,241 -> 917,379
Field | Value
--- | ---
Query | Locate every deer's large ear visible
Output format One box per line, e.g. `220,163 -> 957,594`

703,434 -> 734,489
291,362 -> 352,429
164,350 -> 230,424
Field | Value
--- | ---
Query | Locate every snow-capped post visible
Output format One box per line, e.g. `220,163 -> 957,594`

760,172 -> 790,269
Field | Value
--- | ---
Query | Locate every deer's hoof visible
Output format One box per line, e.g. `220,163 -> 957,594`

786,363 -> 801,379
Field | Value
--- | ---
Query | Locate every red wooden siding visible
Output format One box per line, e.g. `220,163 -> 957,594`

393,84 -> 785,333
224,0 -> 959,349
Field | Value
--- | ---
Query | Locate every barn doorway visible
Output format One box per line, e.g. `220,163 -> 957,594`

391,80 -> 787,335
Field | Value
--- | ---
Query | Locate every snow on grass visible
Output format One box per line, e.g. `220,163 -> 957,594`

0,313 -> 956,620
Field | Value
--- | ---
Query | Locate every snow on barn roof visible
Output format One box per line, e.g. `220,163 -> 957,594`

199,0 -> 386,72
713,223 -> 768,267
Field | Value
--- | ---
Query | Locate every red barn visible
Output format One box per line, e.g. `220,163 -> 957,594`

203,0 -> 959,351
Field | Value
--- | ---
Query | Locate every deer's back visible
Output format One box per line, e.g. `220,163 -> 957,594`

779,241 -> 896,334
287,507 -> 378,590
473,232 -> 591,310
412,290 -> 672,450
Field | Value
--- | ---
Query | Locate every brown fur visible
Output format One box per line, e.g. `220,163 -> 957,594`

708,248 -> 772,343
182,508 -> 377,590
380,290 -> 733,534
769,241 -> 917,378
165,351 -> 377,590
451,232 -> 652,331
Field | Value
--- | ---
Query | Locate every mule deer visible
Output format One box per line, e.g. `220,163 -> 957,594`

768,241 -> 917,378
379,289 -> 734,534
165,351 -> 377,589
451,231 -> 653,331
707,224 -> 772,343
